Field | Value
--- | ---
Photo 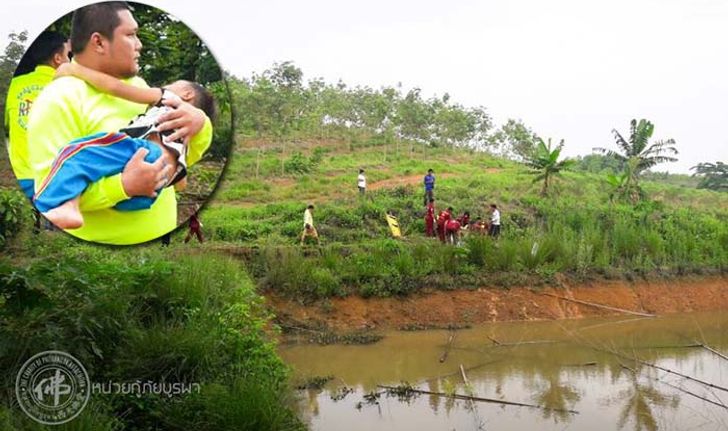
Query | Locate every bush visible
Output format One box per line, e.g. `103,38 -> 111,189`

0,188 -> 31,249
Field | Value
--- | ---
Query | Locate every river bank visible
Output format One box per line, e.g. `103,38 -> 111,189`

268,275 -> 728,332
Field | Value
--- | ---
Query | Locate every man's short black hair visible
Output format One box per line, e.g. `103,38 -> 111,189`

359,168 -> 364,173
307,204 -> 315,209
14,31 -> 67,76
428,169 -> 434,173
490,203 -> 497,209
70,1 -> 131,54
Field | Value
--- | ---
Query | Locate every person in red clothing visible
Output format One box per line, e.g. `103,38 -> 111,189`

471,217 -> 489,235
436,206 -> 453,243
457,211 -> 470,228
424,198 -> 436,237
184,205 -> 204,243
445,217 -> 463,245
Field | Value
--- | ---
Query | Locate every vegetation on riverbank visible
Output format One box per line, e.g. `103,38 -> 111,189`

0,239 -> 304,430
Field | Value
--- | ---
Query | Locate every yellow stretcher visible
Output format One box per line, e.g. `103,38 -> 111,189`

385,213 -> 402,238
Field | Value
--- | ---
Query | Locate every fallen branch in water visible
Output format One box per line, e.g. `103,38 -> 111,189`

698,343 -> 728,362
564,362 -> 597,367
620,363 -> 727,410
490,340 -> 559,348
377,384 -> 579,414
439,331 -> 457,363
634,344 -> 701,350
460,365 -> 486,430
554,321 -> 728,396
541,292 -> 656,317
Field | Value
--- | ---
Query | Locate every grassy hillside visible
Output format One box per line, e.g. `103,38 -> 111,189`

173,137 -> 728,301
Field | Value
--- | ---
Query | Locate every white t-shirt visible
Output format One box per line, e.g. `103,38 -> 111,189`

358,173 -> 366,188
304,209 -> 314,227
491,209 -> 500,225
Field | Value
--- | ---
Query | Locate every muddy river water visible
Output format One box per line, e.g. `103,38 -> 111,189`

280,311 -> 728,430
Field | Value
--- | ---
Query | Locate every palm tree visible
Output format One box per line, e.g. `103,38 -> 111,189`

595,119 -> 678,203
525,137 -> 575,196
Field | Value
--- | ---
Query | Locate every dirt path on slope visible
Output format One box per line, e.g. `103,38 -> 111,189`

268,275 -> 728,331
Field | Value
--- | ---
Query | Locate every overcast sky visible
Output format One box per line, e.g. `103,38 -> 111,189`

3,0 -> 727,173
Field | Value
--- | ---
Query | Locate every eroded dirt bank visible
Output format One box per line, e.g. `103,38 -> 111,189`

268,275 -> 728,331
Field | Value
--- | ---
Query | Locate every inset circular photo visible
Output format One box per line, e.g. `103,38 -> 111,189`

4,1 -> 232,245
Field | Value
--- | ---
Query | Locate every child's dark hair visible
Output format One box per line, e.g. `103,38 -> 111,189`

185,81 -> 217,122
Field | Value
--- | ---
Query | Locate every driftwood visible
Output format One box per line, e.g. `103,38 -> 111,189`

439,332 -> 457,363
541,292 -> 656,317
377,384 -> 578,414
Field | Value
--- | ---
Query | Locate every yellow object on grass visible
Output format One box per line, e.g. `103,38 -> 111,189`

386,213 -> 402,238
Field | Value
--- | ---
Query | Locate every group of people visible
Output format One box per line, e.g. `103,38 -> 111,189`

5,2 -> 213,245
301,167 -> 502,246
423,169 -> 501,244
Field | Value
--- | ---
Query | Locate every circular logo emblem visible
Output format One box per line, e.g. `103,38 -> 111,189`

15,351 -> 90,425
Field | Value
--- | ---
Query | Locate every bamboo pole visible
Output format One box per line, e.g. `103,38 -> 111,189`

541,292 -> 656,317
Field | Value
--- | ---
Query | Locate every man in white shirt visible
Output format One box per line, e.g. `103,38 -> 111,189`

357,168 -> 366,195
300,204 -> 320,245
489,203 -> 501,238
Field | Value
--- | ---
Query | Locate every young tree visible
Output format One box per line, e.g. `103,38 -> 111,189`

594,119 -> 678,203
691,161 -> 728,191
487,118 -> 539,161
525,137 -> 575,195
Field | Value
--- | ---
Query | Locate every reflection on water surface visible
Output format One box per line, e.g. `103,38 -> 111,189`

281,312 -> 728,430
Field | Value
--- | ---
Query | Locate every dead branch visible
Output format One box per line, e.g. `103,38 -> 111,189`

541,292 -> 656,317
377,384 -> 578,414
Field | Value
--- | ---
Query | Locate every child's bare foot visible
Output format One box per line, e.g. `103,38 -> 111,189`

43,198 -> 83,229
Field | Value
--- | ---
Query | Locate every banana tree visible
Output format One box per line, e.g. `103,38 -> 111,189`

525,137 -> 575,196
595,119 -> 678,203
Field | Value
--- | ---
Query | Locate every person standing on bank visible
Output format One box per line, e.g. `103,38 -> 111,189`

357,168 -> 366,195
423,168 -> 435,206
489,203 -> 501,238
300,204 -> 320,245
184,206 -> 204,243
